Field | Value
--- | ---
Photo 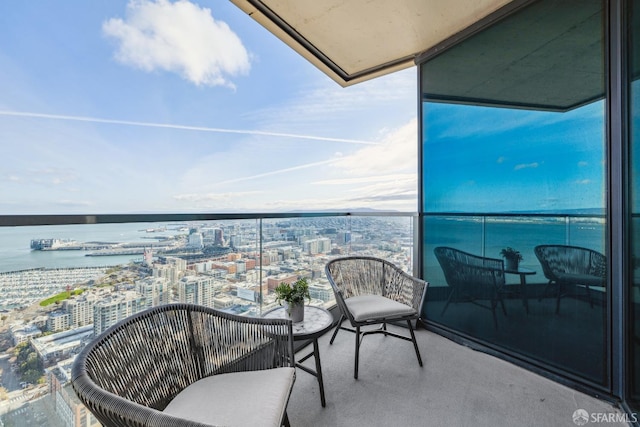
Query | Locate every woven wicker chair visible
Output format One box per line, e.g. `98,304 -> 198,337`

534,245 -> 606,313
71,303 -> 295,427
325,256 -> 428,379
434,247 -> 507,329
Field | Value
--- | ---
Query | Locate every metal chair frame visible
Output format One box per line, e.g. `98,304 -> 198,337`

325,256 -> 428,379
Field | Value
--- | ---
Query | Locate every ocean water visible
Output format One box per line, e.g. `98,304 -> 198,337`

0,222 -> 181,273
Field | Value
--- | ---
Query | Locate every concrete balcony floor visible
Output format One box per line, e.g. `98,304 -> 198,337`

286,324 -> 629,427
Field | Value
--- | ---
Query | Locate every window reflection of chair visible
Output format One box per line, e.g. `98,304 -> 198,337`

434,247 -> 507,329
534,245 -> 606,314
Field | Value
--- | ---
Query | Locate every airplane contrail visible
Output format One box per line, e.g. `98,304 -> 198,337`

0,110 -> 381,145
215,159 -> 338,185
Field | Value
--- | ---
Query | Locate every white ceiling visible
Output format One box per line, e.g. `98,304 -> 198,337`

231,0 -> 515,86
231,0 -> 605,112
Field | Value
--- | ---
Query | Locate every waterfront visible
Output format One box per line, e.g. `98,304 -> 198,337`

0,222 -> 182,273
0,267 -> 110,312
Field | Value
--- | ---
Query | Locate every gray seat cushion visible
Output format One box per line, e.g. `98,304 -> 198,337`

163,367 -> 295,427
345,294 -> 416,322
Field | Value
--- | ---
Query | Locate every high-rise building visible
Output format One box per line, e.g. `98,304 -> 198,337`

136,277 -> 169,307
187,228 -> 204,249
64,293 -> 99,328
93,291 -> 147,336
177,276 -> 216,307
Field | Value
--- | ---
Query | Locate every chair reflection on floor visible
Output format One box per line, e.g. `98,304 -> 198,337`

534,245 -> 606,314
434,247 -> 507,329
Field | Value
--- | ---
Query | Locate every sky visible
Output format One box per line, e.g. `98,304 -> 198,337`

424,100 -> 606,213
0,1 -> 609,216
0,0 -> 418,215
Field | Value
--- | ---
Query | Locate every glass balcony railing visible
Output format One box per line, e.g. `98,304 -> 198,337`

0,211 -> 416,427
0,211 -> 612,426
423,212 -> 608,388
423,213 -> 606,290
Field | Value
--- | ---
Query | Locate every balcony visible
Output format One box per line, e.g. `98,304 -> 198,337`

0,211 -> 634,425
287,325 -> 628,426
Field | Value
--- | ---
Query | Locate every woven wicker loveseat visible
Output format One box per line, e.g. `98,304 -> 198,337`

71,303 -> 295,427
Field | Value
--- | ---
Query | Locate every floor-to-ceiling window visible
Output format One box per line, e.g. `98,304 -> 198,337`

629,0 -> 640,414
420,0 -> 608,387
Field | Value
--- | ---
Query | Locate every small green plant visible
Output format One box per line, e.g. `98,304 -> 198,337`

274,278 -> 311,306
500,247 -> 523,262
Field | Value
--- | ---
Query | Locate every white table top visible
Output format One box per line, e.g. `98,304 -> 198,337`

263,305 -> 333,338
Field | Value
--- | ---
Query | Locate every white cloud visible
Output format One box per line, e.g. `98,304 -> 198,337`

247,69 -> 416,135
103,0 -> 250,88
330,118 -> 417,176
514,162 -> 539,171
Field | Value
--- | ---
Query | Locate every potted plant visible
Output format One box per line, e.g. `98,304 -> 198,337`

500,247 -> 523,271
274,277 -> 311,322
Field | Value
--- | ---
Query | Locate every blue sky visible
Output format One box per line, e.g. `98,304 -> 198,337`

0,0 -> 417,215
424,100 -> 605,213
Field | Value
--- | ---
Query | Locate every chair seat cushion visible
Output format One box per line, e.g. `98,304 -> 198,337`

345,294 -> 416,322
163,367 -> 295,427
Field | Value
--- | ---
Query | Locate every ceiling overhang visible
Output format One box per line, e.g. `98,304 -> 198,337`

230,0 -> 517,87
231,0 -> 607,112
421,0 -> 605,112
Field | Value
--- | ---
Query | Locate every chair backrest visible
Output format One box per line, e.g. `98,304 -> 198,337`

433,246 -> 505,289
534,245 -> 606,282
71,303 -> 294,417
325,256 -> 427,314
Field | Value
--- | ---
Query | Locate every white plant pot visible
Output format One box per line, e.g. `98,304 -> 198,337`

285,301 -> 305,323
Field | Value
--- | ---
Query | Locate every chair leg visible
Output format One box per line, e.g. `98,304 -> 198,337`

491,304 -> 498,329
354,325 -> 360,379
586,285 -> 594,308
496,291 -> 507,316
539,280 -> 553,301
407,319 -> 423,366
440,288 -> 455,316
283,411 -> 290,427
330,314 -> 345,345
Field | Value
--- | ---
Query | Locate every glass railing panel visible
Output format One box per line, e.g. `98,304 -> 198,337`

423,215 -> 484,289
258,216 -> 346,313
424,213 -> 607,385
0,212 -> 415,426
567,216 -> 606,254
483,215 -> 567,280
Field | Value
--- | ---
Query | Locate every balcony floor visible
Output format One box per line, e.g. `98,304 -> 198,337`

286,324 -> 628,427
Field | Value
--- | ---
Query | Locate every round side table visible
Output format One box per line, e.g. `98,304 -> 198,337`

263,305 -> 333,407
